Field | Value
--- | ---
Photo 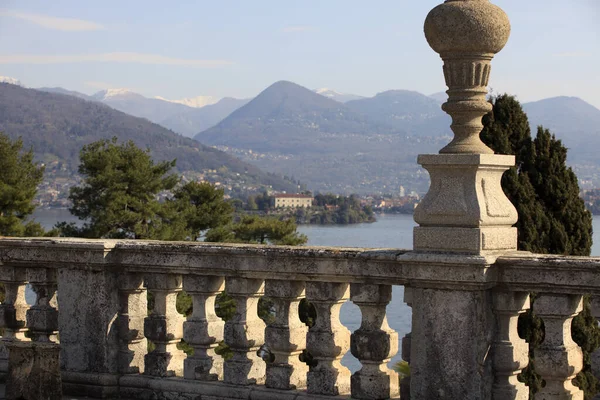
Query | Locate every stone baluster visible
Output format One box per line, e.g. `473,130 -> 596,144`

263,280 -> 308,390
26,268 -> 59,343
183,275 -> 225,381
144,274 -> 185,377
533,294 -> 584,400
117,273 -> 147,374
400,287 -> 413,400
305,281 -> 351,396
0,266 -> 28,379
6,267 -> 61,400
350,283 -> 399,399
492,291 -> 530,400
223,277 -> 266,385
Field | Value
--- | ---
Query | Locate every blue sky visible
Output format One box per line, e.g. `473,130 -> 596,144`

0,0 -> 598,107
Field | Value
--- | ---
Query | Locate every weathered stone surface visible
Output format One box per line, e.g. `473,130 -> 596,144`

350,284 -> 398,400
145,274 -> 185,377
306,282 -> 351,396
57,268 -> 120,374
410,287 -> 494,400
183,275 -> 225,381
534,294 -> 584,400
0,266 -> 28,380
118,273 -> 147,374
5,341 -> 62,400
264,280 -> 308,390
413,154 -> 518,254
223,277 -> 266,386
492,291 -> 529,400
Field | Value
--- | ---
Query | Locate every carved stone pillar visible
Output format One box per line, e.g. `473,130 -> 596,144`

533,294 -> 584,400
263,280 -> 308,390
350,283 -> 399,400
0,266 -> 28,380
144,274 -> 185,377
305,281 -> 351,396
408,1 -> 516,397
417,0 -> 516,255
117,273 -> 147,374
183,275 -> 225,381
223,277 -> 266,385
492,291 -> 530,400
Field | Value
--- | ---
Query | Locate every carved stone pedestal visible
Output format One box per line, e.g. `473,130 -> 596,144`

414,154 -> 517,255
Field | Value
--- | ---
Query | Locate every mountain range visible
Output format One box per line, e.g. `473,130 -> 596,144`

21,77 -> 600,194
193,81 -> 600,193
0,83 -> 297,193
195,81 -> 449,193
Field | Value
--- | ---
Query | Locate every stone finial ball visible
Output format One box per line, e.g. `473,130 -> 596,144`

424,0 -> 511,56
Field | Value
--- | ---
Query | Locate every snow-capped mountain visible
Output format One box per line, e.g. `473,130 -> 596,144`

155,95 -> 220,108
0,76 -> 22,86
314,88 -> 364,103
92,88 -> 142,101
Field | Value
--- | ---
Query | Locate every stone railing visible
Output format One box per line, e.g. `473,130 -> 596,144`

1,238 -> 600,399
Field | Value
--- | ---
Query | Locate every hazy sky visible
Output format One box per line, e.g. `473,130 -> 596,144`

0,0 -> 598,107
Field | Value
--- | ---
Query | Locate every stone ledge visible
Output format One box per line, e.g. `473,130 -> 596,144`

118,374 -> 398,400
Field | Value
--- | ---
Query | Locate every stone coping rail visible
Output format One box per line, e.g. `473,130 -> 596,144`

1,238 -> 600,399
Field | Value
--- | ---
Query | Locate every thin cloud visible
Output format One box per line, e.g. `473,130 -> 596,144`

283,25 -> 316,33
0,9 -> 104,31
0,52 -> 234,68
552,51 -> 592,58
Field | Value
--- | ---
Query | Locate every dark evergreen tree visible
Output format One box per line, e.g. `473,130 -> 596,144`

172,181 -> 233,241
481,94 -> 597,399
64,137 -> 184,240
0,133 -> 46,237
205,215 -> 307,246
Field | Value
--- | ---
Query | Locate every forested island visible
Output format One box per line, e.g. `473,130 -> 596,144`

243,192 -> 376,225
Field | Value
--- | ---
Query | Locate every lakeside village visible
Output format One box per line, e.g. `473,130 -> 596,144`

34,164 -> 600,221
33,166 -> 422,224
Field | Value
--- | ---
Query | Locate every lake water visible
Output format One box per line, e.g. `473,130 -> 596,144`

30,210 -> 600,371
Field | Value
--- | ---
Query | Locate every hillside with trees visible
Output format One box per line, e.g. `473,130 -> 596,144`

0,83 -> 297,194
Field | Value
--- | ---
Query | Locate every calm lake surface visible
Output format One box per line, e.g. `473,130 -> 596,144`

31,210 -> 600,371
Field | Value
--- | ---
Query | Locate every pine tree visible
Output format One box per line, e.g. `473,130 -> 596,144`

65,137 -> 184,240
481,94 -> 597,399
172,181 -> 233,241
205,215 -> 308,246
0,133 -> 46,237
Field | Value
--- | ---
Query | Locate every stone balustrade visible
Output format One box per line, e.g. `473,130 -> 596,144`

0,1 -> 588,399
0,238 -> 599,399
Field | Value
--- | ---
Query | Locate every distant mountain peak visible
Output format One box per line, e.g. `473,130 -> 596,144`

313,87 -> 364,103
315,87 -> 341,95
155,95 -> 220,108
0,76 -> 22,86
92,88 -> 140,100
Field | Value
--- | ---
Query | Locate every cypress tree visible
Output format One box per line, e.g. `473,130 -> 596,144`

481,94 -> 597,398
